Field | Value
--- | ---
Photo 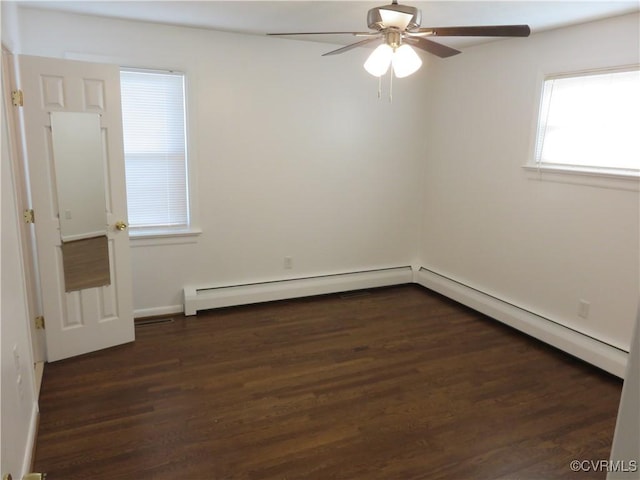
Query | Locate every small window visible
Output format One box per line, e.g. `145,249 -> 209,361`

120,69 -> 189,233
534,67 -> 640,176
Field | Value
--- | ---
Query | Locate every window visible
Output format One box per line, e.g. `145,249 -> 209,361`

120,69 -> 189,233
533,67 -> 640,177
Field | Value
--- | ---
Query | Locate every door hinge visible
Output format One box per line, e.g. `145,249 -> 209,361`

35,316 -> 45,330
11,89 -> 23,107
23,209 -> 35,224
23,474 -> 47,480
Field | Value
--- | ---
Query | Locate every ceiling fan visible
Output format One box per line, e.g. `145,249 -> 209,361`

268,1 -> 531,78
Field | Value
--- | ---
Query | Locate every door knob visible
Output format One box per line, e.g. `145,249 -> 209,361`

115,221 -> 128,231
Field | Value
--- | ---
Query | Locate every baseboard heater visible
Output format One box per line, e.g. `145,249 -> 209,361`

183,266 -> 413,316
182,265 -> 627,377
414,267 -> 628,378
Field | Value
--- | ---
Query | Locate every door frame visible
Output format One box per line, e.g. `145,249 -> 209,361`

2,45 -> 46,392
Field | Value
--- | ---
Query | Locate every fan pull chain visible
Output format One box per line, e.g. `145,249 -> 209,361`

374,70 -> 393,102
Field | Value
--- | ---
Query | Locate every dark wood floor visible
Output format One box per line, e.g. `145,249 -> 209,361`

34,285 -> 622,480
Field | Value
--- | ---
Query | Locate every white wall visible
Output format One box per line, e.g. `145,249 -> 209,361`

16,7 -> 426,315
1,1 -> 21,53
1,54 -> 38,478
419,13 -> 640,351
13,7 -> 640,354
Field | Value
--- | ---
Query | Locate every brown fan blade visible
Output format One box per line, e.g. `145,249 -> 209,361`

404,37 -> 461,58
267,31 -> 375,36
415,25 -> 531,37
322,37 -> 382,56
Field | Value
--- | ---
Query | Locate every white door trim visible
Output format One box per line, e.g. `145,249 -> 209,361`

1,46 -> 46,385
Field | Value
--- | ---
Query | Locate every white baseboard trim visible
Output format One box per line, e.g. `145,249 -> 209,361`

22,402 -> 39,478
183,266 -> 414,316
134,305 -> 184,319
414,267 -> 628,378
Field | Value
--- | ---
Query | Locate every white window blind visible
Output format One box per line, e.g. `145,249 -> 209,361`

535,68 -> 640,175
120,70 -> 189,230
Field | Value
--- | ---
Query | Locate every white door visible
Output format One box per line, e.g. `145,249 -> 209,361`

17,55 -> 134,362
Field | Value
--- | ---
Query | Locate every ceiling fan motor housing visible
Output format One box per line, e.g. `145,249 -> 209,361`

367,3 -> 422,31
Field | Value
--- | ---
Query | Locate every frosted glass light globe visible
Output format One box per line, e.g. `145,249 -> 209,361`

392,44 -> 422,78
364,44 -> 393,77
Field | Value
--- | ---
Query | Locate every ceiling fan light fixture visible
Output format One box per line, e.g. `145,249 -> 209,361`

391,44 -> 422,78
270,2 -> 531,82
364,44 -> 393,77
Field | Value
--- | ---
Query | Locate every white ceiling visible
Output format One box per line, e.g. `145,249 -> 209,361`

15,1 -> 640,49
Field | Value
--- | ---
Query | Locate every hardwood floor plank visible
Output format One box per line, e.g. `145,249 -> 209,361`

34,285 -> 622,479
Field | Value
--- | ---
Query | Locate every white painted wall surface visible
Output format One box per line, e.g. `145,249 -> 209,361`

419,13 -> 640,352
1,63 -> 38,478
16,7 -> 425,315
14,7 -> 640,354
1,1 -> 21,53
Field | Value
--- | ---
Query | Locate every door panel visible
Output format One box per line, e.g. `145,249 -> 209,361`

18,55 -> 134,362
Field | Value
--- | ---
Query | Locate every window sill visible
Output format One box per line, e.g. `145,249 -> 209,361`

522,165 -> 639,191
129,228 -> 202,247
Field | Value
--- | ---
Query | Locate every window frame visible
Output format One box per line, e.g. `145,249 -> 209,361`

119,67 -> 200,241
525,65 -> 640,190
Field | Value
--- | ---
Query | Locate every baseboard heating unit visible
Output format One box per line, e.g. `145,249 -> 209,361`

414,267 -> 628,378
183,266 -> 413,316
182,265 -> 628,377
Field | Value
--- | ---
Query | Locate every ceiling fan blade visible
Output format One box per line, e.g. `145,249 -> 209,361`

322,37 -> 382,56
404,37 -> 461,58
267,31 -> 375,36
416,25 -> 531,37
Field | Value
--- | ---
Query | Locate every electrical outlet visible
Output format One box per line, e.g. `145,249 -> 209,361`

284,256 -> 293,269
578,300 -> 590,319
